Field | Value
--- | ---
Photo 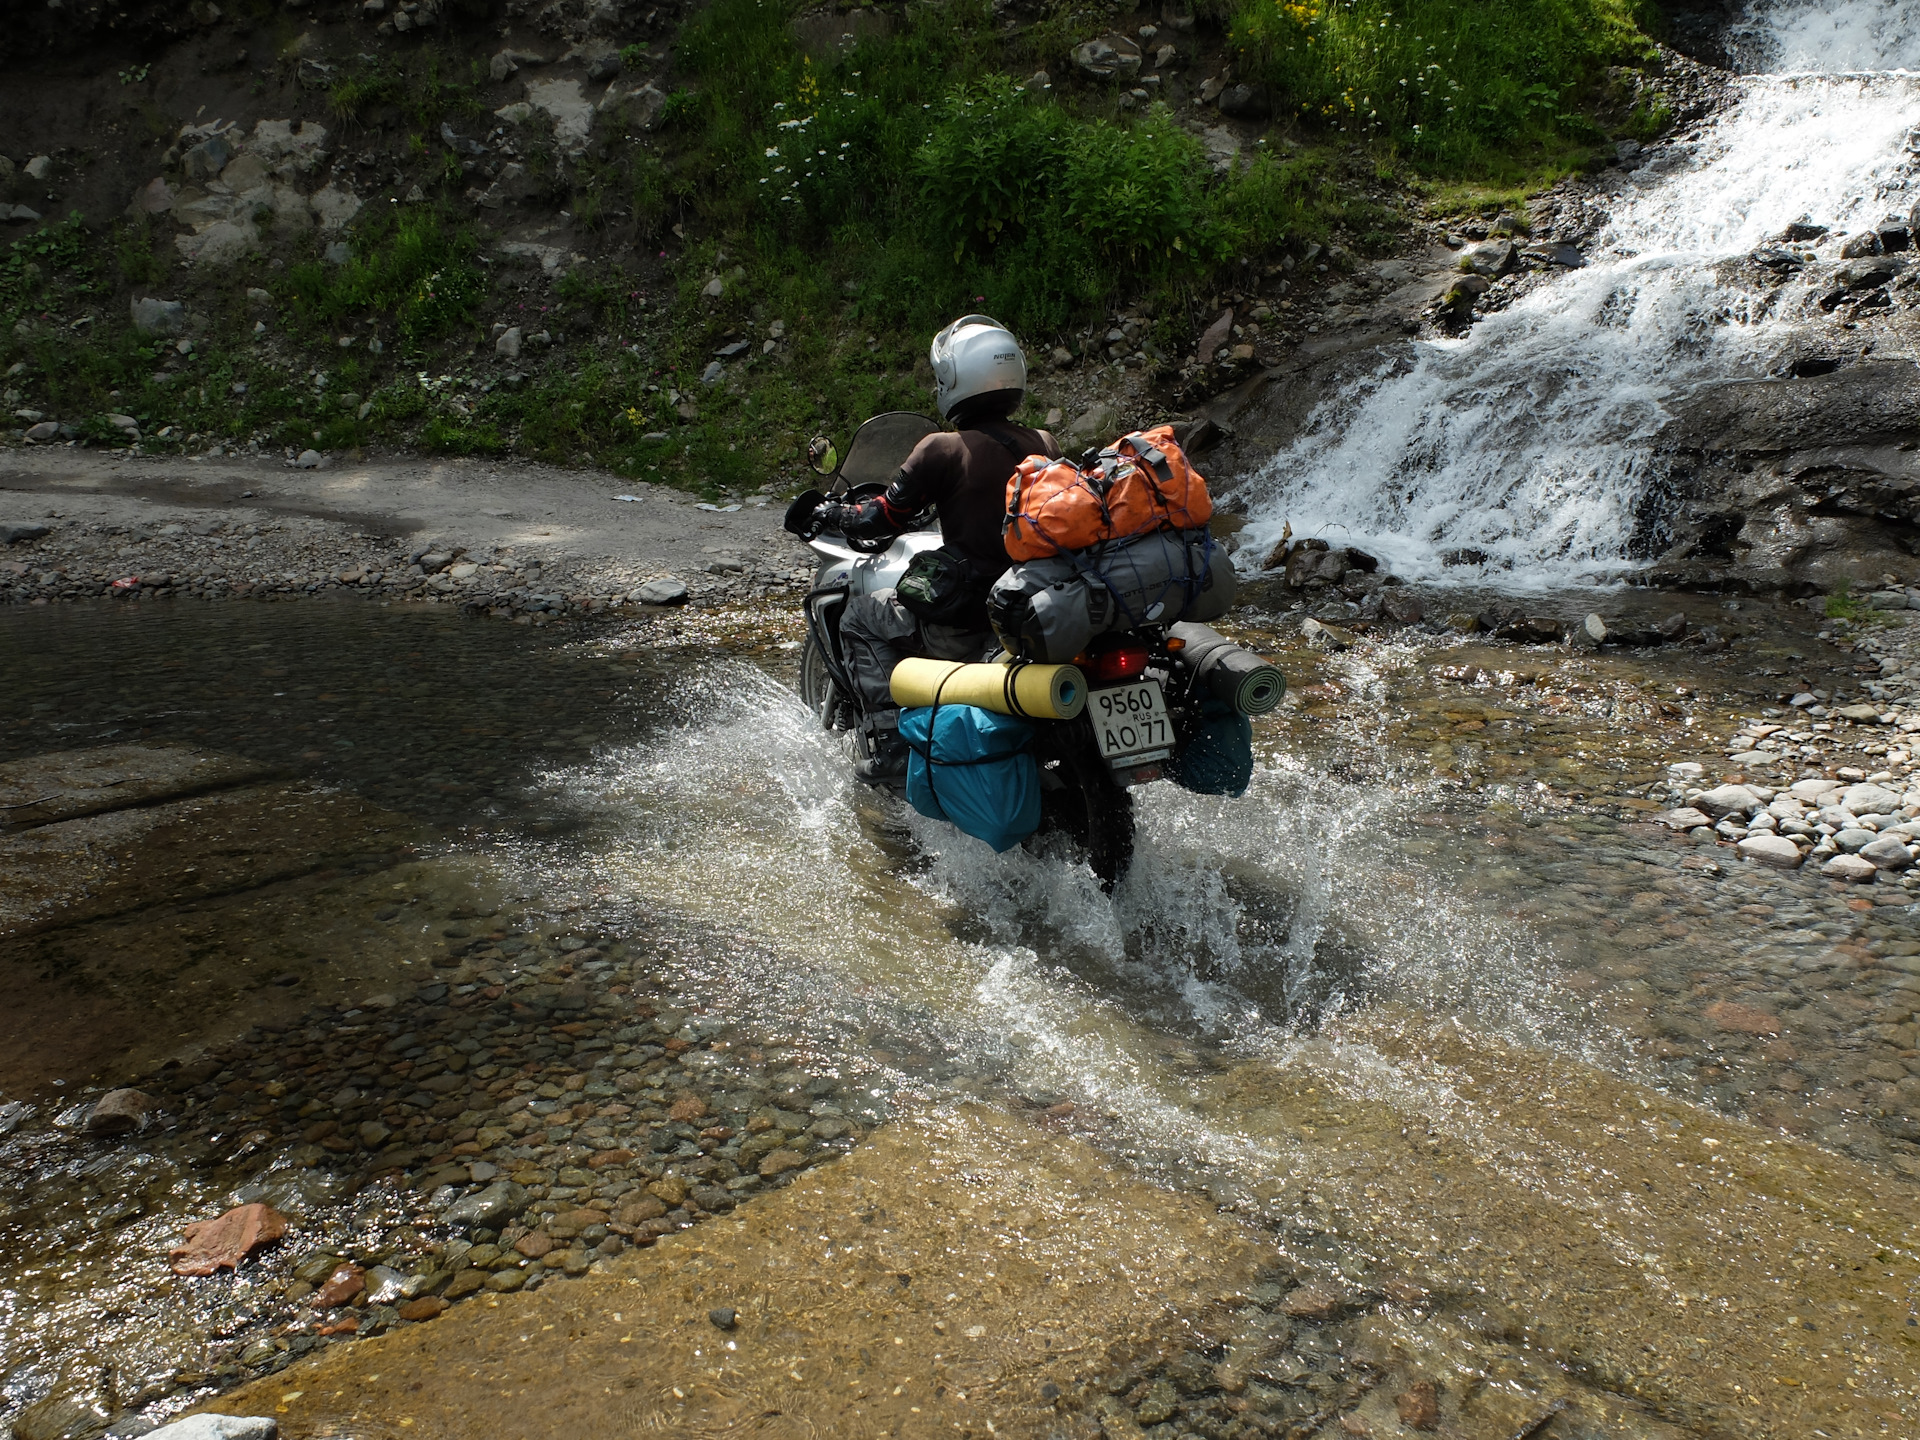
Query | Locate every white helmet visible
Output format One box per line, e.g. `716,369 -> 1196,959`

929,314 -> 1026,422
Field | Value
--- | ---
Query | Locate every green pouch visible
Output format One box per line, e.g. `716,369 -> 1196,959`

897,546 -> 989,629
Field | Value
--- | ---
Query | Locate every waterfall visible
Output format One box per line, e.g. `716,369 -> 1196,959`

1238,0 -> 1920,588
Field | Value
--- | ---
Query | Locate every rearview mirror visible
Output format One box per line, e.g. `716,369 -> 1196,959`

806,435 -> 839,476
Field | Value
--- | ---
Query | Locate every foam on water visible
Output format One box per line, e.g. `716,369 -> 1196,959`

1238,0 -> 1920,587
531,662 -> 1624,1183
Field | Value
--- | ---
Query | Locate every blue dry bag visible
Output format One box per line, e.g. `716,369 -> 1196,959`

1165,698 -> 1254,797
900,703 -> 1042,852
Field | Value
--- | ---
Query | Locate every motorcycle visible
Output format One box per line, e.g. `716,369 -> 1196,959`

791,411 -> 1277,891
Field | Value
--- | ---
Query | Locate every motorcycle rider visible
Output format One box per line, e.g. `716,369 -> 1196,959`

794,316 -> 1060,781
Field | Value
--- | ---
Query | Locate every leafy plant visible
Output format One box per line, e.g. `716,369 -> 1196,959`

277,208 -> 484,351
1233,0 -> 1657,174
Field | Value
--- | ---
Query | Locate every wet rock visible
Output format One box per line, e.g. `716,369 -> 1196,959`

145,1418 -> 277,1440
130,297 -> 188,337
1737,832 -> 1803,868
1654,806 -> 1711,831
1395,1379 -> 1441,1430
1133,1378 -> 1178,1424
1834,827 -> 1878,853
1694,784 -> 1761,819
1301,618 -> 1355,650
8,1394 -> 110,1440
170,1202 -> 288,1275
708,1306 -> 737,1329
1704,1000 -> 1781,1036
444,1179 -> 529,1229
396,1296 -> 447,1321
1380,590 -> 1425,625
85,1087 -> 158,1136
1280,1284 -> 1346,1321
1286,546 -> 1348,588
1822,852 -> 1879,882
1859,835 -> 1913,870
310,1262 -> 366,1308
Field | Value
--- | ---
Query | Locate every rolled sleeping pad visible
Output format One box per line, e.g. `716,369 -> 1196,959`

1169,622 -> 1287,715
890,656 -> 1087,720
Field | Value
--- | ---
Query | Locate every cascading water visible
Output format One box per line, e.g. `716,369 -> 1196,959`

1239,0 -> 1920,586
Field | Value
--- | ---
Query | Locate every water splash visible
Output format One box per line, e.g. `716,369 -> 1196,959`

1239,0 -> 1920,587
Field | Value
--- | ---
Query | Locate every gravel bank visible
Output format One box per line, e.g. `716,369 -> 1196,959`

0,450 -> 803,618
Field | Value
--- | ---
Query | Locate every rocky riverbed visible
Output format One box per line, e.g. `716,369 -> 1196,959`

4,579 -> 1918,1440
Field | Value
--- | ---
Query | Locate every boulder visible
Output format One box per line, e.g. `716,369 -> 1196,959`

1838,256 -> 1904,290
494,326 -> 522,359
128,177 -> 175,216
1694,784 -> 1760,819
635,577 -> 689,606
1217,83 -> 1270,118
1736,832 -> 1804,868
444,1179 -> 529,1228
23,422 -> 60,443
85,1087 -> 158,1136
1285,546 -> 1348,588
1839,230 -> 1883,258
130,297 -> 187,337
1301,617 -> 1355,649
1822,852 -> 1878,882
309,183 -> 362,233
1858,835 -> 1913,870
1460,240 -> 1517,277
145,1414 -> 278,1439
1071,34 -> 1142,79
524,77 -> 596,158
1195,307 -> 1233,363
1380,589 -> 1425,625
1841,782 -> 1902,814
246,119 -> 330,174
1788,778 -> 1842,800
1653,806 -> 1711,831
180,135 -> 233,182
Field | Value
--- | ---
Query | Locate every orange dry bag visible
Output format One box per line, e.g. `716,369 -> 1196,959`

1003,424 -> 1213,561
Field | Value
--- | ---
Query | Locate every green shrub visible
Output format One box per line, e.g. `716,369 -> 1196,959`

1233,0 -> 1656,173
278,209 -> 484,351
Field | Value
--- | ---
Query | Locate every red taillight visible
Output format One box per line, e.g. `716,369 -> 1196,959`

1088,641 -> 1150,684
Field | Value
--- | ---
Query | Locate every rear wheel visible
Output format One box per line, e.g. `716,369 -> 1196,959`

1032,722 -> 1134,891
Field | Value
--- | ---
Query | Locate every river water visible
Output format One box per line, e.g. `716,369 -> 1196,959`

1238,0 -> 1920,585
4,596 -> 1916,1437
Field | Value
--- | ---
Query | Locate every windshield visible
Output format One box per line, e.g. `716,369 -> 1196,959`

835,412 -> 941,491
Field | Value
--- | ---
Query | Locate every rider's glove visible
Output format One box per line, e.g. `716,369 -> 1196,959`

809,503 -> 853,539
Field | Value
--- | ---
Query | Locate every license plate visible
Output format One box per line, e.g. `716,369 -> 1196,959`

1090,681 -> 1173,764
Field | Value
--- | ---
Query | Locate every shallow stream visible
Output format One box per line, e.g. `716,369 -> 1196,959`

2,597 -> 1916,1438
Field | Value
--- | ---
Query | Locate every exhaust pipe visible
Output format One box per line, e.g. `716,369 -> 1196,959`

1169,623 -> 1287,715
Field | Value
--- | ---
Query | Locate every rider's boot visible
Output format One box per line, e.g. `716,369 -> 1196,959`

852,711 -> 909,786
